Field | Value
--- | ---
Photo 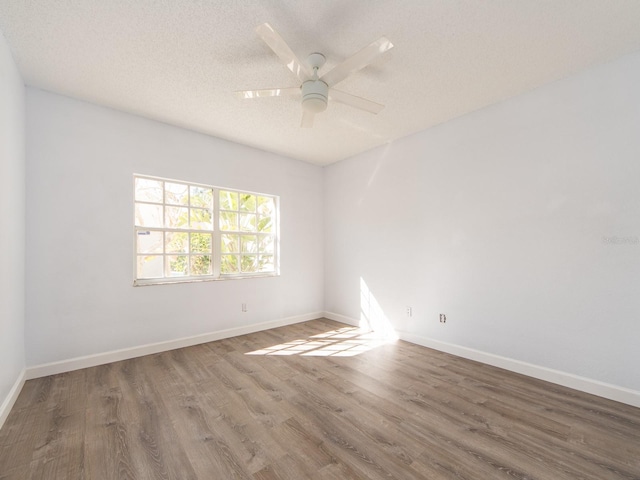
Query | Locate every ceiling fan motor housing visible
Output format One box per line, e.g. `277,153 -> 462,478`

302,79 -> 328,113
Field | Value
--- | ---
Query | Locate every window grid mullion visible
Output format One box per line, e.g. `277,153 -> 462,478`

212,187 -> 221,277
162,196 -> 167,277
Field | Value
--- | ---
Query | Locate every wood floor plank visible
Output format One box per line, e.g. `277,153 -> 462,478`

115,358 -> 200,480
159,378 -> 258,478
1,318 -> 639,479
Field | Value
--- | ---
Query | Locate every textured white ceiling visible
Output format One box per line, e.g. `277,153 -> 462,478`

2,1 -> 640,165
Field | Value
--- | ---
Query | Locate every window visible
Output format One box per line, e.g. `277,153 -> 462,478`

134,175 -> 278,285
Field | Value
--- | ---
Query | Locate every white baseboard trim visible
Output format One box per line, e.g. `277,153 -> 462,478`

0,369 -> 26,430
399,330 -> 640,408
324,312 -> 640,408
26,312 -> 323,380
22,311 -> 640,408
322,311 -> 360,327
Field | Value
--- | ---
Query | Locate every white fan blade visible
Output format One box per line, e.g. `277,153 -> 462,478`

235,87 -> 300,99
329,89 -> 384,114
256,23 -> 311,81
320,36 -> 393,87
301,110 -> 315,128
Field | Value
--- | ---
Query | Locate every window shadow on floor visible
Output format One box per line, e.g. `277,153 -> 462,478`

245,326 -> 396,357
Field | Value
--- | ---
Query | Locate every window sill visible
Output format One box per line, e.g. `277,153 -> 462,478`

133,272 -> 279,287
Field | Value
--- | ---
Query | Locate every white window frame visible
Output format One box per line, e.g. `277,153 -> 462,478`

133,174 -> 279,286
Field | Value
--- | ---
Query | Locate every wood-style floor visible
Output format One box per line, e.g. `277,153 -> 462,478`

1,318 -> 639,479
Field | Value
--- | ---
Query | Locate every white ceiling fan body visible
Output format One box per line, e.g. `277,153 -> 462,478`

236,23 -> 393,128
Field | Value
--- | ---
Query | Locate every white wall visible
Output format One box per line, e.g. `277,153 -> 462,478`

0,30 -> 26,413
26,89 -> 324,366
325,52 -> 640,392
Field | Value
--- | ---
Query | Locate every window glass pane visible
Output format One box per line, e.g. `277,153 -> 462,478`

221,254 -> 239,274
241,255 -> 258,273
190,186 -> 213,208
258,255 -> 274,273
135,203 -> 163,227
165,232 -> 188,253
191,255 -> 212,275
258,235 -> 274,254
191,233 -> 212,253
165,206 -> 189,229
137,230 -> 163,254
165,182 -> 189,205
220,190 -> 238,211
241,235 -> 258,253
240,193 -> 256,212
190,208 -> 213,230
257,215 -> 274,233
137,255 -> 163,278
135,178 -> 163,203
257,196 -> 274,216
221,234 -> 238,253
220,211 -> 238,231
167,255 -> 188,276
239,213 -> 256,232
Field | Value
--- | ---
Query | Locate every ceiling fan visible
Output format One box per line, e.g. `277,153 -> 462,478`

236,23 -> 394,128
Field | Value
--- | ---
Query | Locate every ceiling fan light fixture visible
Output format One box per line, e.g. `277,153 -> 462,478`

302,96 -> 327,113
302,79 -> 328,113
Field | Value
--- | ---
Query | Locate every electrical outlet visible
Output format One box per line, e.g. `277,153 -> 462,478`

242,303 -> 247,312
406,306 -> 413,317
439,314 -> 446,323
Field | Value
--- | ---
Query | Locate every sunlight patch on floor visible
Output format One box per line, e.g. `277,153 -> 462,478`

245,326 -> 395,357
